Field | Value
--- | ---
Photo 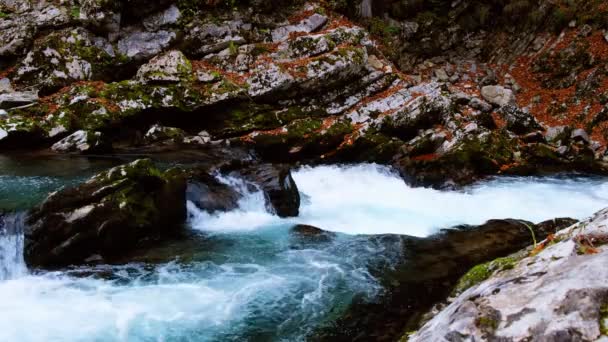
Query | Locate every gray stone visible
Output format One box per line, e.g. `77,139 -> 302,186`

434,68 -> 449,82
571,128 -> 590,144
0,79 -> 14,94
0,17 -> 36,57
117,30 -> 176,60
51,130 -> 111,154
545,125 -> 571,144
481,85 -> 515,107
0,91 -> 38,109
271,13 -> 328,42
143,5 -> 181,31
136,50 -> 192,83
469,97 -> 493,112
411,208 -> 608,342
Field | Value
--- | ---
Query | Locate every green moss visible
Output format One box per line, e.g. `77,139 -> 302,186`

476,316 -> 498,331
453,256 -> 518,296
0,11 -> 9,19
70,6 -> 80,19
600,304 -> 608,335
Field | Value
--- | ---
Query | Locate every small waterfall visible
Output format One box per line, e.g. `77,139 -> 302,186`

359,0 -> 373,18
0,213 -> 27,280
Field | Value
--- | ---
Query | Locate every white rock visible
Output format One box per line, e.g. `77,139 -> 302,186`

481,85 -> 515,107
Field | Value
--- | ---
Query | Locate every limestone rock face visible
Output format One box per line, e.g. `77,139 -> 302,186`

240,164 -> 300,217
411,208 -> 608,342
24,159 -> 187,267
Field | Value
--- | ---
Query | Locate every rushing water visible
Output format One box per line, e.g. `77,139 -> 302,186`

0,163 -> 607,341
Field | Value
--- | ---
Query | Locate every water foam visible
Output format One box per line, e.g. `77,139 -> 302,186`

191,164 -> 608,237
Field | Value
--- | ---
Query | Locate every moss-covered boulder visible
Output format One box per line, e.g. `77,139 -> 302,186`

24,159 -> 187,267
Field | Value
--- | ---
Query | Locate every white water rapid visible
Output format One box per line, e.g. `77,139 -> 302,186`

0,164 -> 606,341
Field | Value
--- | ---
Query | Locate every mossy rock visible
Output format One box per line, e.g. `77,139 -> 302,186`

25,159 -> 187,267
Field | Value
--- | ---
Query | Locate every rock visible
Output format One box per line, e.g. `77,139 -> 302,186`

136,50 -> 192,83
143,124 -> 186,143
183,130 -> 212,145
51,130 -> 111,154
0,17 -> 36,57
0,90 -> 38,109
0,78 -> 13,94
290,224 -> 335,244
434,68 -> 449,82
239,164 -> 300,217
411,209 -> 608,342
571,128 -> 590,145
604,31 -> 608,43
117,30 -> 176,60
14,28 -> 117,92
545,125 -> 572,144
186,172 -> 241,213
271,13 -> 328,42
79,0 -> 121,34
142,5 -> 180,31
185,19 -> 248,56
469,97 -> 492,112
481,85 -> 515,107
498,105 -> 543,135
25,159 -> 187,267
316,217 -> 578,341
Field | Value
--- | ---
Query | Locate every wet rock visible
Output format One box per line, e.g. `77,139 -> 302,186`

117,30 -> 176,61
186,171 -> 241,213
314,217 -> 577,341
25,159 -> 187,267
239,164 -> 300,217
51,130 -> 112,154
481,85 -> 515,107
290,224 -> 335,244
136,50 -> 192,83
411,209 -> 608,342
0,90 -> 38,109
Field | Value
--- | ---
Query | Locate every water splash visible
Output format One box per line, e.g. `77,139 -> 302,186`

0,213 -> 26,280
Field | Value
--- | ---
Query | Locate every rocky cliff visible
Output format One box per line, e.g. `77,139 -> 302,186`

1,0 -> 607,187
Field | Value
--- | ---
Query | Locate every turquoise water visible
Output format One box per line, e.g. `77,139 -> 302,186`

0,162 -> 607,341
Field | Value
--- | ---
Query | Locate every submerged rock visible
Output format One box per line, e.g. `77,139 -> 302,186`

411,210 -> 608,342
24,159 -> 187,267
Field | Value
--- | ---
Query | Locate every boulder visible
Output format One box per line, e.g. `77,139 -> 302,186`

136,50 -> 192,83
481,85 -> 515,107
239,164 -> 300,217
24,159 -> 187,267
411,209 -> 608,342
51,130 -> 111,154
186,171 -> 241,213
545,125 -> 571,144
313,218 -> 578,341
571,128 -> 590,145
